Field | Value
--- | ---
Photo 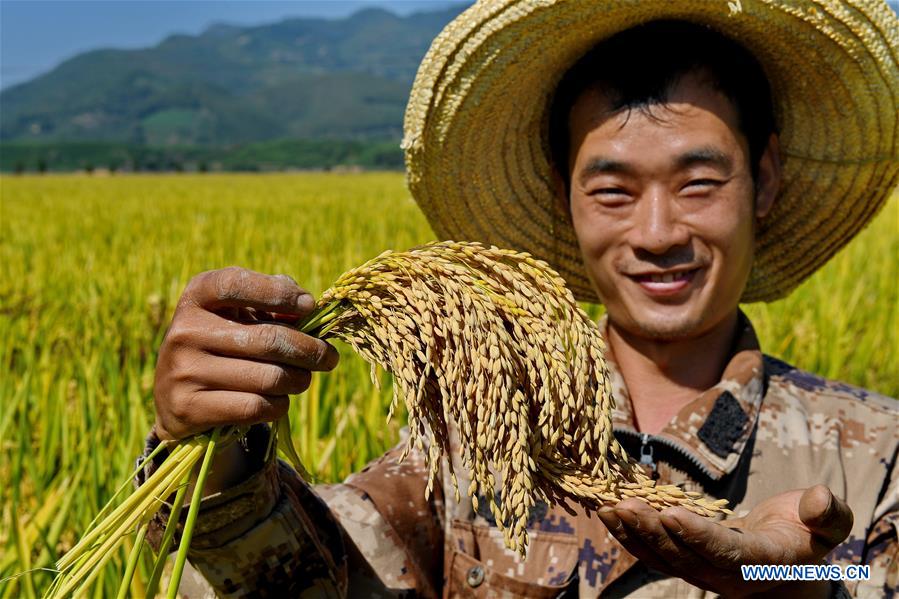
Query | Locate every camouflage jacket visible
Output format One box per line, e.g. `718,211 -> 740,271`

140,315 -> 899,597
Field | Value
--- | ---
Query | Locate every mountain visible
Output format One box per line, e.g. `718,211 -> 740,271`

0,6 -> 464,146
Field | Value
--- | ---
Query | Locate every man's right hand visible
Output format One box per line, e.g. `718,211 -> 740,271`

153,267 -> 339,442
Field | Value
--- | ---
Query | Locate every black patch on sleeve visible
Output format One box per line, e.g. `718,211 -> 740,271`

697,391 -> 748,458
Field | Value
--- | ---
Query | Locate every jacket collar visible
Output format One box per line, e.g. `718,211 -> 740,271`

602,311 -> 766,481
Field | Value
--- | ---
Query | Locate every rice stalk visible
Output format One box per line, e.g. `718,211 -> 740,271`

43,434 -> 230,598
301,241 -> 731,555
114,523 -> 147,599
165,427 -> 220,599
40,240 -> 730,596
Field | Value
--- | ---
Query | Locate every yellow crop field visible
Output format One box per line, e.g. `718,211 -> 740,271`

1,173 -> 896,596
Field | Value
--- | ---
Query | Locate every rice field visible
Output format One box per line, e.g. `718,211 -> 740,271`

1,173 -> 896,596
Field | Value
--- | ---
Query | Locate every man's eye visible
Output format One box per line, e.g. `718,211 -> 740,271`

685,179 -> 723,190
589,187 -> 633,208
589,188 -> 632,206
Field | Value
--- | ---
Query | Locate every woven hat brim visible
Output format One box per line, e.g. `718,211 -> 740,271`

403,0 -> 899,303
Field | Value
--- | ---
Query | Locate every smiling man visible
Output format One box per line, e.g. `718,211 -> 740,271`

143,2 -> 899,597
551,22 -> 783,438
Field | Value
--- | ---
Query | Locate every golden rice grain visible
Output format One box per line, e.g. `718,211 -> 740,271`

304,241 -> 731,556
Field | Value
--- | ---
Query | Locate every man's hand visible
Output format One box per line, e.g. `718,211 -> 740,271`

154,267 -> 339,441
598,485 -> 854,598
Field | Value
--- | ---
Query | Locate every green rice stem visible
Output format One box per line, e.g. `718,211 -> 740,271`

276,416 -> 309,479
83,440 -> 171,535
166,428 -> 221,599
295,301 -> 341,334
69,523 -> 138,599
57,441 -> 201,570
143,459 -> 199,599
52,454 -> 202,598
115,524 -> 147,599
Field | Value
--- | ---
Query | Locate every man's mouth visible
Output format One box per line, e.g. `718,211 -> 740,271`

629,268 -> 700,296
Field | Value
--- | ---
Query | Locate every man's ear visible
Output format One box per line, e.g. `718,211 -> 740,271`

755,133 -> 781,219
550,163 -> 570,216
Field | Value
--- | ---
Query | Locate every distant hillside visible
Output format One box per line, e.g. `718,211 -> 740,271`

0,6 -> 464,146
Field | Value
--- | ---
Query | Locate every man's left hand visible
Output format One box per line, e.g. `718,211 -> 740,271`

598,485 -> 853,598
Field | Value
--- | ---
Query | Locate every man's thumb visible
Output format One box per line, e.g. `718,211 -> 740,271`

798,485 -> 853,547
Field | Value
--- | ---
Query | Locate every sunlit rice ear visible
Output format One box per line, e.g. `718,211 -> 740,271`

306,241 -> 731,556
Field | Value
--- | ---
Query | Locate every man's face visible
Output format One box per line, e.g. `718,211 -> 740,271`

565,73 -> 776,341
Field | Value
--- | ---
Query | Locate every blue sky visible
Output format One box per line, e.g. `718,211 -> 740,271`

1,0 -> 896,91
0,0 -> 462,90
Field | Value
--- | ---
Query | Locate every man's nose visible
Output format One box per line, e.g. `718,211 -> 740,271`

628,189 -> 690,254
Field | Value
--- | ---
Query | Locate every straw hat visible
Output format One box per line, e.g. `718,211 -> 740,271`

402,0 -> 899,303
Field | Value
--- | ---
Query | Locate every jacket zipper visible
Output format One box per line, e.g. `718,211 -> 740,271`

614,427 -> 719,480
638,433 -> 657,477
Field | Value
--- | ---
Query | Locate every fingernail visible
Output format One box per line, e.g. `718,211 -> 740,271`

597,508 -> 622,531
297,294 -> 314,311
616,509 -> 640,529
610,517 -> 624,532
661,516 -> 684,535
822,490 -> 835,518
